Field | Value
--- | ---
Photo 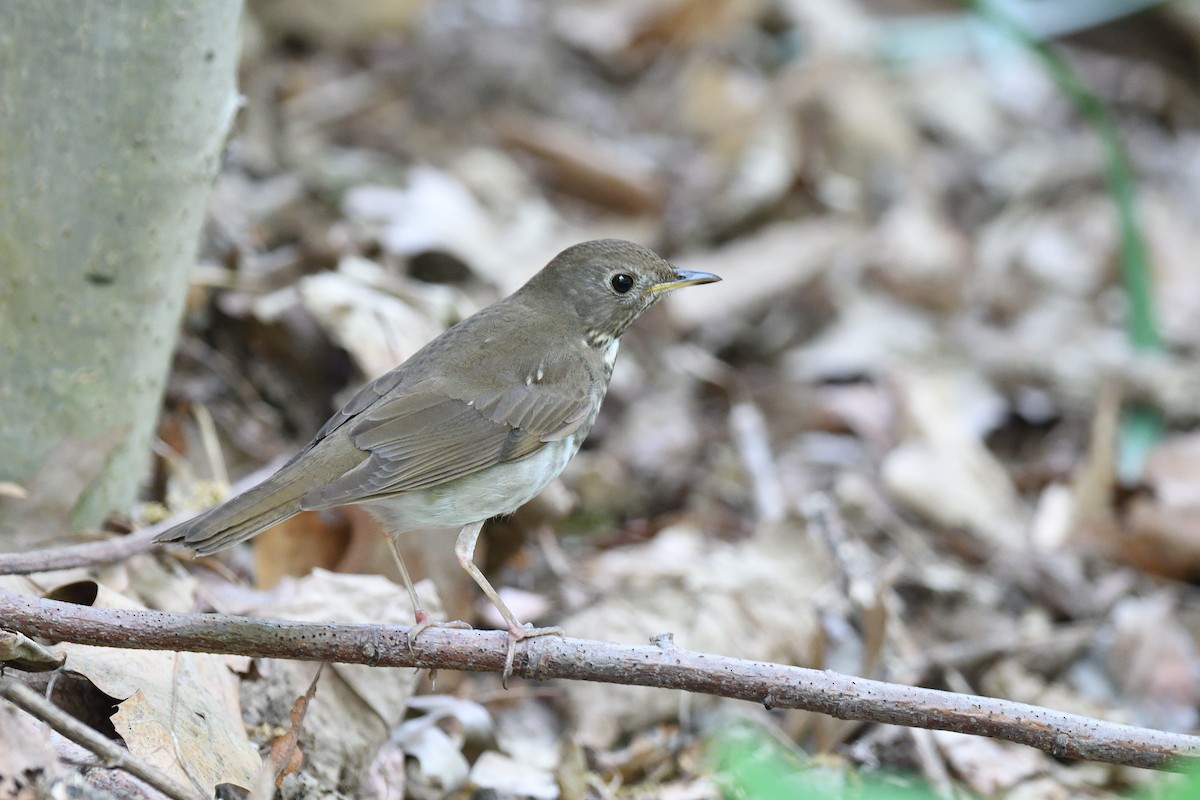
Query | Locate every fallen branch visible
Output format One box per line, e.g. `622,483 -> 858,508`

0,673 -> 205,800
2,589 -> 1197,771
0,460 -> 284,575
0,524 -> 165,575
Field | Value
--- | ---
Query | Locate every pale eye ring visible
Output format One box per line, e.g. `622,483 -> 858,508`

610,273 -> 634,294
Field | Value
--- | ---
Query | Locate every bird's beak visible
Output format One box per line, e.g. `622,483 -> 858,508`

645,268 -> 721,295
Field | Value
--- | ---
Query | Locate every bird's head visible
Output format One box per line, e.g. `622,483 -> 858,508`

522,239 -> 720,345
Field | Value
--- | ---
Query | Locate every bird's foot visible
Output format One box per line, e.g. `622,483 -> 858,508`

502,623 -> 564,688
406,612 -> 474,690
406,609 -> 473,654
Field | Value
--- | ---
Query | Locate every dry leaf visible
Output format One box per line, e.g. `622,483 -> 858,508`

392,717 -> 471,800
785,294 -> 938,383
236,570 -> 428,791
0,703 -> 62,797
669,220 -> 861,330
562,522 -> 827,745
0,630 -> 65,672
494,699 -> 562,771
110,674 -> 258,793
253,510 -> 353,589
341,165 -> 573,296
45,583 -> 259,793
1107,594 -> 1199,731
362,743 -> 407,800
259,663 -> 322,794
63,646 -> 258,793
554,0 -> 766,60
496,114 -> 665,215
468,751 -> 559,800
250,0 -> 424,46
241,570 -> 426,725
295,257 -> 459,379
932,730 -> 1044,794
868,194 -> 970,311
1120,432 -> 1200,579
881,371 -> 1026,549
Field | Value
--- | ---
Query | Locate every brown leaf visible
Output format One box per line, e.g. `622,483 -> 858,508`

254,511 -> 352,589
49,584 -> 259,793
0,703 -> 63,797
1118,432 -> 1200,579
263,663 -> 322,790
236,571 -> 427,789
496,114 -> 665,215
563,521 -> 828,745
0,630 -> 65,673
881,371 -> 1025,549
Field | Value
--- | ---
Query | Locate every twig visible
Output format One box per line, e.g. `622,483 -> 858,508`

729,401 -> 785,524
0,524 -> 166,576
0,673 -> 205,800
0,458 -> 285,575
1,589 -> 1196,772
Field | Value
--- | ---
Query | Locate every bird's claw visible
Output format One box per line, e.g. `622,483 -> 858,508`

501,624 -> 564,689
406,612 -> 473,655
405,614 -> 474,690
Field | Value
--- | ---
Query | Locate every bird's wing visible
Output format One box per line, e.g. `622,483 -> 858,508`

301,369 -> 594,509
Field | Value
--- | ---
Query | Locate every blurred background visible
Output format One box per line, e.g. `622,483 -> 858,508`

147,0 -> 1200,795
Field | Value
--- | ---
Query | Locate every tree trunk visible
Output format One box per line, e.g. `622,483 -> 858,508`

0,2 -> 243,544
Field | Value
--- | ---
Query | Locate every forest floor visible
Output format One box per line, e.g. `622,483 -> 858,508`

10,1 -> 1200,798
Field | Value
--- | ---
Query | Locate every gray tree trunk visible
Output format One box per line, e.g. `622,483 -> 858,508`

0,2 -> 243,545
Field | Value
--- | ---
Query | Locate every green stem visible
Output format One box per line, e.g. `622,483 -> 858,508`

963,0 -> 1160,352
964,0 -> 1164,481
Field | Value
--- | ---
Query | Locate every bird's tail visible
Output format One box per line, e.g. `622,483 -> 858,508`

154,467 -> 309,556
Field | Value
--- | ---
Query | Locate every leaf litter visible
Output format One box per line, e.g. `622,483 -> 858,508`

8,0 -> 1200,797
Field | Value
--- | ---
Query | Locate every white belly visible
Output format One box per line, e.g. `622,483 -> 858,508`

364,433 -> 583,531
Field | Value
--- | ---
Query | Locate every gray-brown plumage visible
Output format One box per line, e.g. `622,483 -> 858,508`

156,239 -> 719,639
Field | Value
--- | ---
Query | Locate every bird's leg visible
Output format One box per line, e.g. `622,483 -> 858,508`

386,531 -> 470,652
454,520 -> 564,685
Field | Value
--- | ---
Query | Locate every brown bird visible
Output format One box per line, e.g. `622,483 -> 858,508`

156,239 -> 719,650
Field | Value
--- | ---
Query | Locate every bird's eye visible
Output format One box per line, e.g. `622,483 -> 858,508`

610,273 -> 634,294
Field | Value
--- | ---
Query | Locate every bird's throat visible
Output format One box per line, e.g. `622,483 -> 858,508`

602,338 -> 620,376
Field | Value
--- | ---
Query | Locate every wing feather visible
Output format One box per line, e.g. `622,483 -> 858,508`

301,376 -> 593,509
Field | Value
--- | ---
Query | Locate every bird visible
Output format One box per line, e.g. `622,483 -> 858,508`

156,239 -> 720,653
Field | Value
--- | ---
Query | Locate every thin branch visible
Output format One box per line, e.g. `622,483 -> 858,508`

0,524 -> 165,575
0,459 -> 285,575
0,673 -> 205,800
1,589 -> 1197,772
